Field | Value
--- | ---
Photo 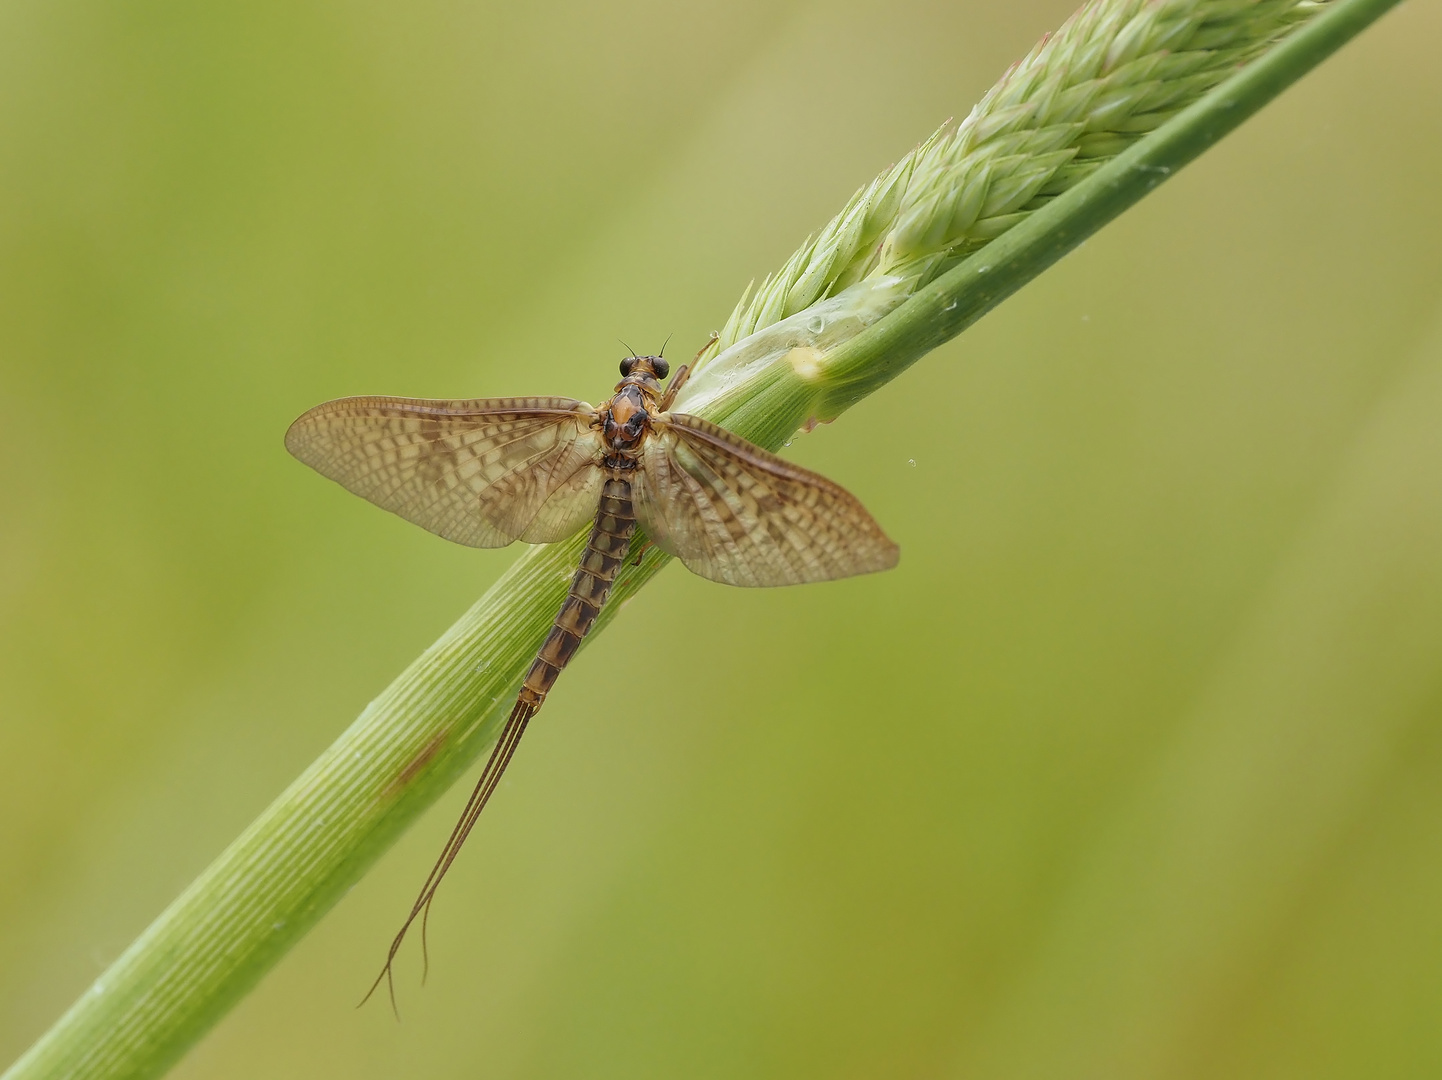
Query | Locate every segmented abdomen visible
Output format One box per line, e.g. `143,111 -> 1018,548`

519,475 -> 636,706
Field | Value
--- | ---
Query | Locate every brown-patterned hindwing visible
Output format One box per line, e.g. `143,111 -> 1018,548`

633,412 -> 898,586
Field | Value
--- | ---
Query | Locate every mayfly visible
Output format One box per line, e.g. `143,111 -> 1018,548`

285,347 -> 898,1001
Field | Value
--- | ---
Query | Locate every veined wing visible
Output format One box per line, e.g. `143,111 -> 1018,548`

633,413 -> 898,586
285,395 -> 605,547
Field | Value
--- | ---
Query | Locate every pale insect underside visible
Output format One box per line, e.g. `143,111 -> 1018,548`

286,388 -> 897,1009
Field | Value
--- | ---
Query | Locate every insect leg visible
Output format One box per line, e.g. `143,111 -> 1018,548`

658,331 -> 717,410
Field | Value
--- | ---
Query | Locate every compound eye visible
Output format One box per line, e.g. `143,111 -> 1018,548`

651,357 -> 670,379
620,357 -> 638,377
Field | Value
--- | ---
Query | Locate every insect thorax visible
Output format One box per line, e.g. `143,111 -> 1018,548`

602,383 -> 652,455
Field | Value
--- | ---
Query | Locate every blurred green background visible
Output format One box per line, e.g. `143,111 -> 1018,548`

3,0 -> 1441,1076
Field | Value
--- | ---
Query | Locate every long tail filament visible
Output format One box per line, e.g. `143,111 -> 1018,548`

360,697 -> 537,1014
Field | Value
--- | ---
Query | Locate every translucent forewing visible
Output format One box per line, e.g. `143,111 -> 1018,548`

285,396 -> 605,547
633,413 -> 899,586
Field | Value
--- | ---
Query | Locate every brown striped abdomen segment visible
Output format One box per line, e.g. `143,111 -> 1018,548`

518,475 -> 636,707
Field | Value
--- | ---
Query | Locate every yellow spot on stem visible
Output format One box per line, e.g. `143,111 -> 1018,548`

787,346 -> 826,382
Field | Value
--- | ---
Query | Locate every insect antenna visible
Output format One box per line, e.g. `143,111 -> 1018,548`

617,338 -> 638,359
359,697 -> 538,1015
658,332 -> 673,357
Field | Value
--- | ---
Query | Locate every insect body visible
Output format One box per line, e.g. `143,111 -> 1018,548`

285,352 -> 898,998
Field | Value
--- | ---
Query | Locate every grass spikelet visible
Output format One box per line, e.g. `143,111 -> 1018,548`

699,0 -> 1331,368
